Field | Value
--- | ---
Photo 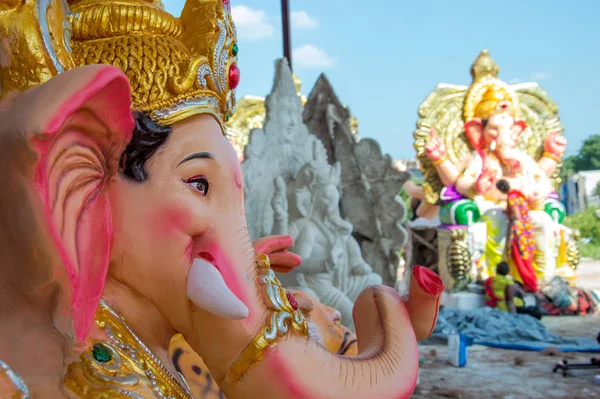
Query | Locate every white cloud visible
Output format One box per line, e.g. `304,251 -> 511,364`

291,10 -> 319,30
509,73 -> 551,84
531,72 -> 551,80
231,5 -> 274,41
292,45 -> 335,69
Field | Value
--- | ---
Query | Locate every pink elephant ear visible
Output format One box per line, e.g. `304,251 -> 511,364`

20,65 -> 134,342
464,118 -> 485,151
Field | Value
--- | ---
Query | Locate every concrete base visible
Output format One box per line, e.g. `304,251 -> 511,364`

441,291 -> 486,310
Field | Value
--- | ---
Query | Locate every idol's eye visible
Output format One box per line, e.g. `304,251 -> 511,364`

183,176 -> 209,196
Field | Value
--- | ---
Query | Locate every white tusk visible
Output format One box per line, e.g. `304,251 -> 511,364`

186,258 -> 249,320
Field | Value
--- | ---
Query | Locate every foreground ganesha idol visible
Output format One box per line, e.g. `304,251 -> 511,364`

0,0 -> 444,398
413,50 -> 579,291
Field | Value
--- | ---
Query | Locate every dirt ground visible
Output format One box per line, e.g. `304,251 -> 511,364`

412,259 -> 600,399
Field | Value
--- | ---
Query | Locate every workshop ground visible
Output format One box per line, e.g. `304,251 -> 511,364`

413,259 -> 600,399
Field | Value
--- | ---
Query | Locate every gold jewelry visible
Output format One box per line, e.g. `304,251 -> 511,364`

0,0 -> 239,129
0,0 -> 75,100
0,360 -> 31,399
433,156 -> 447,166
542,151 -> 561,162
63,300 -> 193,399
224,254 -> 309,384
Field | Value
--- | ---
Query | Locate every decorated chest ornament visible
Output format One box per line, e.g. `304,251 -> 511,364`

0,0 -> 240,130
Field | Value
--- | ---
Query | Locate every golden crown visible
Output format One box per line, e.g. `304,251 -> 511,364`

463,50 -> 519,121
0,0 -> 239,128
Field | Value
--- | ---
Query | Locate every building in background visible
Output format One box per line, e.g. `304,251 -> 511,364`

563,170 -> 600,214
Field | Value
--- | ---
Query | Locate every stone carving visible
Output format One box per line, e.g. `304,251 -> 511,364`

242,59 -> 381,330
270,160 -> 383,330
227,74 -> 359,161
242,60 -> 326,242
303,75 -> 411,286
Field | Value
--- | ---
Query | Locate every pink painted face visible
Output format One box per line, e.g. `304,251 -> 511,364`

109,114 -> 253,332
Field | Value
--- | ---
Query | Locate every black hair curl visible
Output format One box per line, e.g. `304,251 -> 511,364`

120,112 -> 172,182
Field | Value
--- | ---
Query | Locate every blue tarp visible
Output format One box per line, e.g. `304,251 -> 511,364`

430,307 -> 600,353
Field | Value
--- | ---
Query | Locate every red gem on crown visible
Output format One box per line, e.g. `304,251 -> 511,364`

223,0 -> 231,11
229,63 -> 240,89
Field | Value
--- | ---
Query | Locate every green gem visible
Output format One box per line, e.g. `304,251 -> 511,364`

226,112 -> 230,121
92,343 -> 112,363
232,44 -> 238,56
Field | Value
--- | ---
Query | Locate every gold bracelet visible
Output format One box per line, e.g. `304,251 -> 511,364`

224,255 -> 309,384
542,152 -> 561,162
433,156 -> 447,166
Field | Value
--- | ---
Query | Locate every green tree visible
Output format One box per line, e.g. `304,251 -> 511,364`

595,180 -> 600,198
560,155 -> 577,182
572,134 -> 600,172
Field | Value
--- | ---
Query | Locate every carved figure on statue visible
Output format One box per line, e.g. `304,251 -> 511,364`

271,161 -> 383,331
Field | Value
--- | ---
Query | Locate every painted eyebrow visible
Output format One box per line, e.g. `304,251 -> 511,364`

177,152 -> 215,167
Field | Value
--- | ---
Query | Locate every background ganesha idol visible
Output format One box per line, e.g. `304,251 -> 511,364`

0,0 -> 443,398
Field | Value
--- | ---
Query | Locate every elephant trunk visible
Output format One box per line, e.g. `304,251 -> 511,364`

192,260 -> 442,399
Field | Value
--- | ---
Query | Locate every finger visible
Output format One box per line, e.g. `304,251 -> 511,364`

430,127 -> 438,138
269,251 -> 303,273
253,235 -> 294,255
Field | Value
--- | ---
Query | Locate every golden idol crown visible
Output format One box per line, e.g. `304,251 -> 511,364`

463,50 -> 519,121
0,0 -> 239,128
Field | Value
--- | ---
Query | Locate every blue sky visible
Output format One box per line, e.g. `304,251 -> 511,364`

164,0 -> 600,160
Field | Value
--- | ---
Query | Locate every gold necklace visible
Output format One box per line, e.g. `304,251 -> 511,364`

63,301 -> 193,399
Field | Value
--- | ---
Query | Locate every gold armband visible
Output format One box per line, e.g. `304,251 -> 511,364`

542,152 -> 561,162
433,156 -> 448,166
224,255 -> 309,384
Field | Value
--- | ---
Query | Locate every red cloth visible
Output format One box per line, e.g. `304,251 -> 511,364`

511,240 -> 538,292
484,277 -> 500,308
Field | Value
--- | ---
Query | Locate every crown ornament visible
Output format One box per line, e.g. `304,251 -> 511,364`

463,49 -> 520,121
0,0 -> 239,129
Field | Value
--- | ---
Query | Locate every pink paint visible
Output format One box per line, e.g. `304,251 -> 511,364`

32,66 -> 134,342
264,352 -> 312,399
234,168 -> 243,190
198,251 -> 216,264
253,235 -> 293,255
156,206 -> 197,236
185,240 -> 194,264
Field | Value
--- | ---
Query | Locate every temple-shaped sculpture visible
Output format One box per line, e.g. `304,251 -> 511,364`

242,59 -> 382,330
226,73 -> 358,160
408,50 -> 580,291
303,75 -> 410,286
